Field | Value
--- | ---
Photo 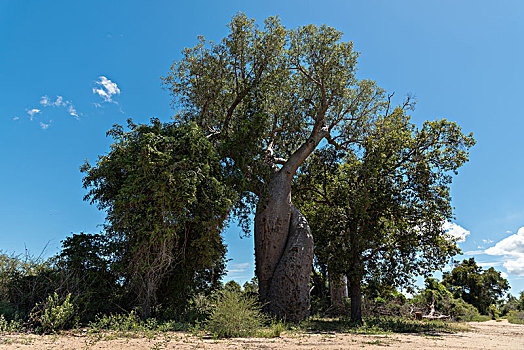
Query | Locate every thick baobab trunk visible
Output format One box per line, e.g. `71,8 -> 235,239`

255,171 -> 314,322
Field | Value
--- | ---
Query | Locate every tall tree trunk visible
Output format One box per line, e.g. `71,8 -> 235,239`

349,277 -> 362,324
330,272 -> 348,312
255,171 -> 314,322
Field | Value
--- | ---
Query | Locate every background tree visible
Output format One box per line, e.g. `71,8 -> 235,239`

294,110 -> 475,322
443,258 -> 509,314
55,233 -> 119,322
414,277 -> 481,321
82,119 -> 234,318
162,13 -> 389,321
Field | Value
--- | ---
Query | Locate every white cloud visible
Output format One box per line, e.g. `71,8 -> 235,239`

485,227 -> 524,276
503,257 -> 524,276
463,250 -> 485,255
67,104 -> 78,118
41,95 -> 65,107
27,108 -> 40,120
485,227 -> 524,257
443,222 -> 470,242
477,261 -> 503,268
226,262 -> 252,280
40,96 -> 51,106
39,121 -> 51,130
40,95 -> 79,119
92,76 -> 120,103
12,116 -> 20,121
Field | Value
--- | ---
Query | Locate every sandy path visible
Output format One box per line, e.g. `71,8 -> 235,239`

0,319 -> 522,349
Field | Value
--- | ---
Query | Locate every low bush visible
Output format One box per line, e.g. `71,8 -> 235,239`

28,293 -> 75,333
88,311 -> 188,336
507,310 -> 524,324
300,315 -> 469,334
0,315 -> 24,333
365,316 -> 469,333
206,288 -> 266,338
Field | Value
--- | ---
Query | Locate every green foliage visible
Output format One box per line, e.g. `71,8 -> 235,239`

507,310 -> 524,324
206,288 -> 267,338
294,110 -> 474,322
256,319 -> 287,338
414,278 -> 481,321
519,291 -> 524,311
87,311 -> 188,338
82,120 -> 233,317
29,293 -> 75,333
55,233 -> 120,322
224,280 -> 242,293
89,311 -> 145,332
488,304 -> 500,319
362,286 -> 410,318
162,12 -> 390,234
443,258 -> 509,314
500,295 -> 519,316
0,315 -> 23,333
0,251 -> 59,320
242,277 -> 259,296
299,316 -> 468,334
364,316 -> 468,334
179,293 -> 215,323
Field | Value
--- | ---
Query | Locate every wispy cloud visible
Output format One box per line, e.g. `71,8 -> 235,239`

39,121 -> 51,130
485,227 -> 524,276
443,222 -> 470,243
92,76 -> 120,103
27,108 -> 41,120
463,250 -> 485,255
40,95 -> 80,119
225,262 -> 252,281
477,261 -> 503,268
12,116 -> 20,121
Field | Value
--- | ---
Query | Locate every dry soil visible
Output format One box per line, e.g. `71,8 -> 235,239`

0,319 -> 522,349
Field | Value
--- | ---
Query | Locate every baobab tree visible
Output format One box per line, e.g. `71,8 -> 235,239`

163,13 -> 399,321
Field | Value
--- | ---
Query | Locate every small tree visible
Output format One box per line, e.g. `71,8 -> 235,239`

82,119 -> 234,317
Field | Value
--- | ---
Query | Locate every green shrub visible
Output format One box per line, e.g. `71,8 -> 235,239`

257,319 -> 287,338
443,296 -> 481,321
89,311 -> 143,332
488,304 -> 500,319
507,310 -> 524,324
181,293 -> 215,323
0,315 -> 23,333
206,289 -> 266,338
88,311 -> 188,335
365,316 -> 467,333
299,315 -> 468,334
29,293 -> 75,333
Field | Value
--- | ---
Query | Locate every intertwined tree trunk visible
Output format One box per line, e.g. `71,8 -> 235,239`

254,171 -> 314,322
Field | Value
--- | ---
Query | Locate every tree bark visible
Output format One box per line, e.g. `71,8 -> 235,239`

349,278 -> 362,324
254,171 -> 314,322
330,273 -> 348,311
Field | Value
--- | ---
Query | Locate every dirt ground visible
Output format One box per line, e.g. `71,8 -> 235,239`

0,319 -> 522,349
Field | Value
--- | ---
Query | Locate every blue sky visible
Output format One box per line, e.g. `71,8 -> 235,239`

1,0 -> 524,295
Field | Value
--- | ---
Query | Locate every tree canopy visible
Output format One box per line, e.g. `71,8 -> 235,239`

294,109 -> 475,322
162,12 -> 392,320
81,119 -> 234,317
443,258 -> 509,314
